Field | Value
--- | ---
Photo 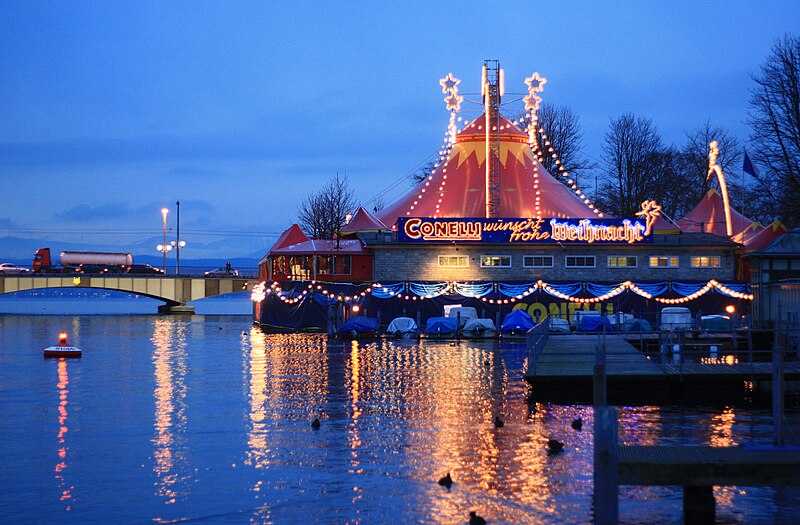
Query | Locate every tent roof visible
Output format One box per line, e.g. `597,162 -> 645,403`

270,224 -> 309,252
375,111 -> 599,226
269,239 -> 368,256
341,206 -> 387,234
743,221 -> 790,252
677,188 -> 754,237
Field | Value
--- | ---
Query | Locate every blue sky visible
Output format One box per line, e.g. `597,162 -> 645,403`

1,1 -> 798,258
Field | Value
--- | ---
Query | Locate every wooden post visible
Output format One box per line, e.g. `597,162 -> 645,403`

594,334 -> 606,407
773,326 -> 784,447
593,406 -> 618,524
683,486 -> 715,524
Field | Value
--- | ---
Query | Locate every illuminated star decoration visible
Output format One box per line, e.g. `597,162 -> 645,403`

439,72 -> 461,94
444,92 -> 464,112
439,72 -> 462,145
524,72 -> 547,147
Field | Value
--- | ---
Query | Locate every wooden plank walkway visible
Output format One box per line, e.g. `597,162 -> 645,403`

618,445 -> 800,486
525,334 -> 800,383
526,334 -> 663,379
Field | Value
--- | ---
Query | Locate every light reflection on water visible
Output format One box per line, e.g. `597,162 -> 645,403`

0,313 -> 798,524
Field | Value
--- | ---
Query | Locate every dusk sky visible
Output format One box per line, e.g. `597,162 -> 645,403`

1,1 -> 799,258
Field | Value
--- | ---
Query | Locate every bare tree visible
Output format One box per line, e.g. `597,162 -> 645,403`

747,34 -> 800,227
597,114 -> 672,217
516,104 -> 594,186
296,172 -> 357,238
410,160 -> 436,185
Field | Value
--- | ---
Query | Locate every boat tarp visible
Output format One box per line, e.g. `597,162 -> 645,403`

387,317 -> 418,334
501,309 -> 534,333
701,314 -> 731,331
462,318 -> 496,334
578,315 -> 614,332
446,306 -> 478,327
425,317 -> 459,334
622,318 -> 653,332
339,316 -> 379,334
549,317 -> 571,333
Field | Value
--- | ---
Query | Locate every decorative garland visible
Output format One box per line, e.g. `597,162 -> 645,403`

252,279 -> 753,305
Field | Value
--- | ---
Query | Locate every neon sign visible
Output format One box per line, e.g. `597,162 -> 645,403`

399,202 -> 661,244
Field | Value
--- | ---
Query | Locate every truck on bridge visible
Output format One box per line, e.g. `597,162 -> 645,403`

33,248 -> 133,274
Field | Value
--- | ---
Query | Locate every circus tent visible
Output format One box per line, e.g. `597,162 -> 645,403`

341,206 -> 387,234
375,112 -> 599,227
678,188 -> 754,238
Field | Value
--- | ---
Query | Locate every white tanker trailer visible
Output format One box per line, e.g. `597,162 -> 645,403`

33,248 -> 133,273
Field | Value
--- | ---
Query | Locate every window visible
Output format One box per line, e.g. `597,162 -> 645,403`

565,256 -> 595,268
318,255 -> 352,275
438,255 -> 468,268
608,256 -> 637,268
690,256 -> 720,268
523,255 -> 554,268
649,256 -> 679,268
480,255 -> 511,268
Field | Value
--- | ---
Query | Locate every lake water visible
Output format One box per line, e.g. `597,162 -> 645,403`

1,304 -> 799,524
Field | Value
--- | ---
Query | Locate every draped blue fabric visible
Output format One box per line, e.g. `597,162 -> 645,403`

631,281 -> 669,296
453,282 -> 494,297
717,282 -> 751,294
312,293 -> 338,306
498,282 -> 538,297
371,282 -> 404,299
543,282 -> 582,297
586,282 -> 623,297
409,282 -> 449,297
672,282 -> 707,296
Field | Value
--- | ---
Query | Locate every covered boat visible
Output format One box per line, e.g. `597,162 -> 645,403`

339,316 -> 379,340
446,306 -> 478,327
501,309 -> 534,336
425,317 -> 459,338
578,315 -> 613,332
461,318 -> 497,339
548,317 -> 571,333
386,317 -> 419,339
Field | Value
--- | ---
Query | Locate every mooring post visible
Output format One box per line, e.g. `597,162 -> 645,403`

683,486 -> 715,524
773,314 -> 784,447
593,406 -> 618,524
593,334 -> 606,407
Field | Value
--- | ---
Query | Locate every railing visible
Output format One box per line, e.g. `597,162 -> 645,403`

525,316 -> 551,376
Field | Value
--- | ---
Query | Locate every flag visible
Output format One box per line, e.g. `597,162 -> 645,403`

743,151 -> 760,177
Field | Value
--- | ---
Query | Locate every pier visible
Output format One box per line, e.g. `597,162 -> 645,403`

525,328 -> 800,402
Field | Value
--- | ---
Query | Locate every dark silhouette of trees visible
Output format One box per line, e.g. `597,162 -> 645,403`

747,34 -> 800,227
517,104 -> 594,186
596,114 -> 673,217
296,172 -> 357,239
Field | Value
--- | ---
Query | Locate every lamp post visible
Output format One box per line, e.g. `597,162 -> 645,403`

161,208 -> 169,273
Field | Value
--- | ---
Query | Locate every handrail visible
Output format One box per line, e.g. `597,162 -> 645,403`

525,316 -> 551,376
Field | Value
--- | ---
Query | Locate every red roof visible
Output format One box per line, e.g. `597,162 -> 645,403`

742,220 -> 788,251
269,224 -> 309,252
269,239 -> 368,256
341,206 -> 387,234
678,189 -> 754,237
376,112 -> 599,226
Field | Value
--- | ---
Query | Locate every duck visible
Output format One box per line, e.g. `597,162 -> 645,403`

469,511 -> 487,525
311,418 -> 321,429
493,415 -> 504,428
571,417 -> 583,431
547,439 -> 564,454
437,472 -> 453,488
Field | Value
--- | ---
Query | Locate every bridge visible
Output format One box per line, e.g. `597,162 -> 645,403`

0,275 -> 260,313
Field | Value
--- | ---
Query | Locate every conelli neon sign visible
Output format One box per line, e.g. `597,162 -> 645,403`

399,201 -> 662,244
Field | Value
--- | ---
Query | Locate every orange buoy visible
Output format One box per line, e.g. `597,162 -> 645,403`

44,332 -> 82,358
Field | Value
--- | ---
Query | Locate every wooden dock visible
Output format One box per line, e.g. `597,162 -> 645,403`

593,406 -> 800,524
525,334 -> 800,384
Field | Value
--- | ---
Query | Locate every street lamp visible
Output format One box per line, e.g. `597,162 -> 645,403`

161,208 -> 169,273
170,239 -> 186,274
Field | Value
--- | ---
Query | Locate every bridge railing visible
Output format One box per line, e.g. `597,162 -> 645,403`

525,316 -> 550,376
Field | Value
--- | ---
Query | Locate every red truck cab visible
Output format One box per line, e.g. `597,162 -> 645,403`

32,248 -> 53,273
